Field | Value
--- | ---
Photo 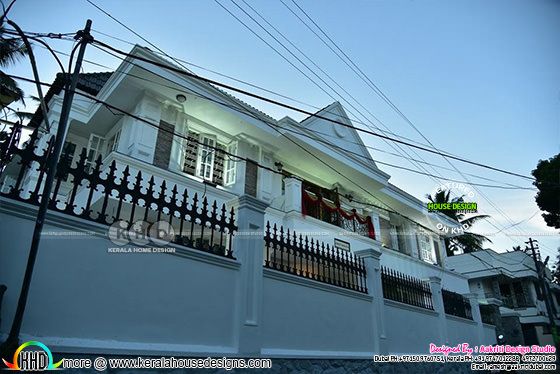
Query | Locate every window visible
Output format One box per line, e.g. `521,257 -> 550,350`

224,141 -> 237,185
417,232 -> 434,263
379,217 -> 392,248
396,225 -> 408,254
183,132 -> 227,185
85,134 -> 105,172
106,129 -> 121,154
196,135 -> 215,180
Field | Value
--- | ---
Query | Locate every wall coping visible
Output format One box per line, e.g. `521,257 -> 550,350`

263,267 -> 373,302
0,197 -> 241,271
228,194 -> 269,213
445,314 -> 478,326
482,323 -> 496,329
384,299 -> 439,317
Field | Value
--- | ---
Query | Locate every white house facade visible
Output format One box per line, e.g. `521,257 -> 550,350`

0,45 -> 495,358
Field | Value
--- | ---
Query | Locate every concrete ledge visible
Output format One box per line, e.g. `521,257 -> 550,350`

445,314 -> 478,326
263,268 -> 373,302
384,299 -> 439,317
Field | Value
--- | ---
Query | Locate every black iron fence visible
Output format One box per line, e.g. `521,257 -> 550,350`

264,222 -> 368,293
0,125 -> 237,258
442,289 -> 473,320
479,304 -> 496,325
381,267 -> 433,310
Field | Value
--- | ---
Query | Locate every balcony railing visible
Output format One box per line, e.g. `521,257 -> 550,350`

442,289 -> 473,320
487,291 -> 535,309
263,222 -> 368,293
0,124 -> 238,258
302,189 -> 375,240
381,267 -> 433,310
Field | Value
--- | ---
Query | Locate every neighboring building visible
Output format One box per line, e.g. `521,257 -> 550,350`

0,45 -> 494,357
446,249 -> 560,346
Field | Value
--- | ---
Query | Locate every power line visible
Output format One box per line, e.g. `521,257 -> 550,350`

283,0 -> 534,247
28,32 -> 534,192
20,24 -> 548,250
93,36 -> 540,249
88,28 -> 483,159
232,0 -> 540,252
16,27 -> 548,251
90,38 -> 535,182
75,14 -> 533,184
221,0 -> 448,205
276,0 -> 450,186
85,42 -> 535,192
9,73 -> 461,237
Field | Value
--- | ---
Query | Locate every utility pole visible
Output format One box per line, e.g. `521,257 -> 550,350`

0,20 -> 93,354
526,238 -> 558,348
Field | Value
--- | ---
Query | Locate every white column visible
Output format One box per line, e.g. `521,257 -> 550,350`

284,177 -> 302,213
257,152 -> 273,203
356,246 -> 385,354
465,292 -> 484,346
168,111 -> 188,173
427,276 -> 448,345
121,92 -> 161,163
230,195 -> 268,356
370,212 -> 382,243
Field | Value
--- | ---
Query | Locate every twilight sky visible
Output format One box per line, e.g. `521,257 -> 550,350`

7,0 -> 560,260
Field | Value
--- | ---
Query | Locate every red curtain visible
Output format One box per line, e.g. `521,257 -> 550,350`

302,189 -> 375,240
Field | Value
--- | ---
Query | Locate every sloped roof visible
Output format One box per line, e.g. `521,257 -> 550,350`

28,72 -> 112,128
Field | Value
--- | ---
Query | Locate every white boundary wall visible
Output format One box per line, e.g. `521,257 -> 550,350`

0,198 -> 495,357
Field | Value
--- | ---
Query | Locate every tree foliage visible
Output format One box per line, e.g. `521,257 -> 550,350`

0,24 -> 27,107
532,153 -> 560,229
553,248 -> 560,285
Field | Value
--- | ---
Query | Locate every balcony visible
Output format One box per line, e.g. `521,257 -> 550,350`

485,291 -> 535,309
302,189 -> 375,241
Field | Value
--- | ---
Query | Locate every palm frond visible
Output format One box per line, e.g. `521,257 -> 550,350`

460,214 -> 490,227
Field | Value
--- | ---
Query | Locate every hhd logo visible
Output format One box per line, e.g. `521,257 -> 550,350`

2,341 -> 62,371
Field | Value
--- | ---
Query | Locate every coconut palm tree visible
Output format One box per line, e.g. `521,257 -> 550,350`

426,189 -> 491,255
0,23 -> 27,108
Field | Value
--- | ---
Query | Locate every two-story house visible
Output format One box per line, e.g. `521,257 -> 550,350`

2,45 -> 469,287
0,45 -> 494,357
446,249 -> 560,346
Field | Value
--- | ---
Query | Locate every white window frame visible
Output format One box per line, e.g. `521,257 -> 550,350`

106,128 -> 121,154
224,141 -> 237,186
418,231 -> 435,263
85,134 -> 105,171
196,134 -> 216,181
